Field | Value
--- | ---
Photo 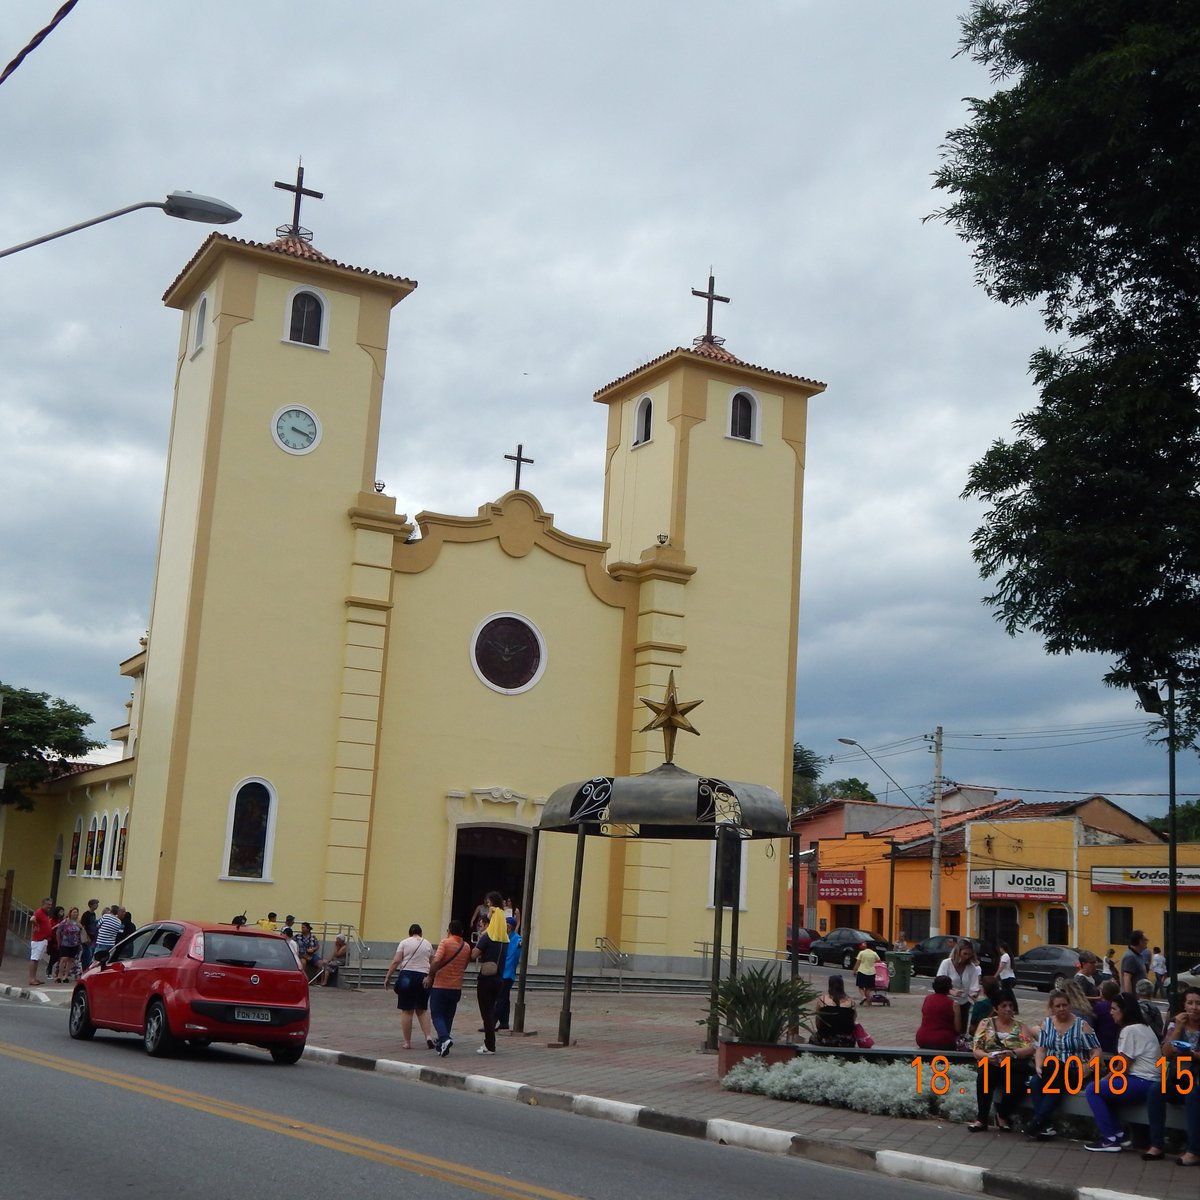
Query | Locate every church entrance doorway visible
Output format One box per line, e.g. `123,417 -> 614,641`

452,827 -> 527,937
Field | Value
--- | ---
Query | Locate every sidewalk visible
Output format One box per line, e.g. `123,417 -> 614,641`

1,962 -> 1186,1200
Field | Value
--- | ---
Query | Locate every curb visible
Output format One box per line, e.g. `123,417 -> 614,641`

0,983 -> 52,1005
303,1044 -> 1158,1200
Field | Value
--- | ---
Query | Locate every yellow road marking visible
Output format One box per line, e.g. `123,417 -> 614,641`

0,1041 -> 581,1200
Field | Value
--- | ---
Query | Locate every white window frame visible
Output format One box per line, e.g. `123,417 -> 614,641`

633,395 -> 653,447
220,776 -> 278,882
282,285 -> 330,351
727,388 -> 761,444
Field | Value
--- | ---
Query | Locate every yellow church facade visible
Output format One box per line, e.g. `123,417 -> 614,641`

3,226 -> 824,971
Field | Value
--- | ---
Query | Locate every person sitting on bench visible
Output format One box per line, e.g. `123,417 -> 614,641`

810,974 -> 857,1046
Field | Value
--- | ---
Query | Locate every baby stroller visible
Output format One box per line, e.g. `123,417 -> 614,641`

862,958 -> 892,1006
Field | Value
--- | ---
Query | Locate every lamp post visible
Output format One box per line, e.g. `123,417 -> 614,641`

0,190 -> 241,259
1136,670 -> 1179,999
839,734 -> 943,939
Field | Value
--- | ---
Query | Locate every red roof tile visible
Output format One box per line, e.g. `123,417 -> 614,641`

162,232 -> 417,301
594,343 -> 826,399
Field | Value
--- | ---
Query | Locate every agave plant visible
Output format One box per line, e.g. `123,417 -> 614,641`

710,962 -> 819,1043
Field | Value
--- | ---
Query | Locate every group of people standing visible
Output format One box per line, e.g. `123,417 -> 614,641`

382,891 -> 522,1059
27,898 -> 131,986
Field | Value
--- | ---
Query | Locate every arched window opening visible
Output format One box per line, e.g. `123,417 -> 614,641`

730,391 -> 755,440
69,818 -> 82,875
225,779 -> 274,879
96,815 -> 109,879
114,811 -> 129,876
84,817 -> 98,875
289,291 -> 323,346
633,396 -> 653,446
193,295 -> 208,354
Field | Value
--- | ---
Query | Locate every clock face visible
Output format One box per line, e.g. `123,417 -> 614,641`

471,613 -> 546,694
272,405 -> 321,454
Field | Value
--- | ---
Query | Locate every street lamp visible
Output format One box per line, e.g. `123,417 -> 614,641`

839,734 -> 944,939
1136,672 -> 1179,1000
0,190 -> 241,259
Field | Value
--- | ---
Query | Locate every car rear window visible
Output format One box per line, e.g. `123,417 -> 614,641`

204,932 -> 298,970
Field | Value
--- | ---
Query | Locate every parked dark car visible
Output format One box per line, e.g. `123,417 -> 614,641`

786,925 -> 818,960
808,927 -> 890,970
1011,945 -> 1085,992
907,935 -> 995,977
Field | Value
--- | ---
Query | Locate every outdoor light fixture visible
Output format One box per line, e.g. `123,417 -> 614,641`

0,190 -> 242,259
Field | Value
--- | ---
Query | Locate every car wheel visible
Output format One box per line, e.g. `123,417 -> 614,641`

143,999 -> 177,1057
842,951 -> 855,971
270,1044 -> 305,1065
68,988 -> 96,1040
1051,973 -> 1066,992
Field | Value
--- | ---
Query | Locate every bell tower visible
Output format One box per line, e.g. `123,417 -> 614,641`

594,279 -> 825,960
122,182 -> 416,922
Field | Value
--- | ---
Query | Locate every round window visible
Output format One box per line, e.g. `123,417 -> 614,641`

470,613 -> 546,694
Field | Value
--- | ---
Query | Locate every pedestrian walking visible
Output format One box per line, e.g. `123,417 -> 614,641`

1150,947 -> 1168,998
382,923 -> 437,1050
426,919 -> 469,1057
470,892 -> 508,1055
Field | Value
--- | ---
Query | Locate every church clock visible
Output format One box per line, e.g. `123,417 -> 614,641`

272,405 -> 321,454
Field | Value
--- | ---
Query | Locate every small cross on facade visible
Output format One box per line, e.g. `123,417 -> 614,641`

691,271 -> 730,344
274,160 -> 324,242
505,443 -> 534,490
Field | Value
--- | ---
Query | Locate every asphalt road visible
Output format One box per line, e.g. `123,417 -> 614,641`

0,994 -> 978,1200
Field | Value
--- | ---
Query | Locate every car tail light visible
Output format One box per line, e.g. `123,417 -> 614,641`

187,932 -> 205,961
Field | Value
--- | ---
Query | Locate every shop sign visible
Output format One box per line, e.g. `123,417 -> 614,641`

969,868 -> 1067,901
818,869 -> 865,900
1090,865 -> 1200,893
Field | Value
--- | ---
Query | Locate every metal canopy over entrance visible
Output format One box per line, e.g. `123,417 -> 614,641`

511,674 -> 790,1047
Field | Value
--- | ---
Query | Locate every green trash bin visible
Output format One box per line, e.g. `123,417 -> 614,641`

886,950 -> 912,994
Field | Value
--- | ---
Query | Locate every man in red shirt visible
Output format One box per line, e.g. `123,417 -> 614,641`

28,897 -> 54,987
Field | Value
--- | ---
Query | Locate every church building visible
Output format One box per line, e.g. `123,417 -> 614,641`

3,190 -> 825,971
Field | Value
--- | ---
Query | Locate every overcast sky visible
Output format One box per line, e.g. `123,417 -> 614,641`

1,1 -> 1190,822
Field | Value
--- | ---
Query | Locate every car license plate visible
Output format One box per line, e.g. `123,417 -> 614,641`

234,1007 -> 271,1023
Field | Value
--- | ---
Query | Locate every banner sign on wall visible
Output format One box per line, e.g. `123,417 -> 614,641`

1090,866 -> 1200,893
818,869 -> 865,900
969,868 -> 1067,901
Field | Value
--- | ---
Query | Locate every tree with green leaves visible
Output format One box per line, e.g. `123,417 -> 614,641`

932,1 -> 1200,738
0,682 -> 102,810
819,777 -> 877,804
791,743 -> 826,812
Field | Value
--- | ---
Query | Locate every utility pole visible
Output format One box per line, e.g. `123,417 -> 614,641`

930,725 -> 943,939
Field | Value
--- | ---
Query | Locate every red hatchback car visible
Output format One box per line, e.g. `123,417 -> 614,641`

68,920 -> 310,1064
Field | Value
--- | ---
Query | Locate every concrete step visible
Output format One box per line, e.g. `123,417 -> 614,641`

340,964 -> 711,994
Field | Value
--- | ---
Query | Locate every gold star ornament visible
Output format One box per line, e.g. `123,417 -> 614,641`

639,671 -> 702,764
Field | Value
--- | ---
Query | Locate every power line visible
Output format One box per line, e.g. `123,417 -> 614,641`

0,0 -> 80,88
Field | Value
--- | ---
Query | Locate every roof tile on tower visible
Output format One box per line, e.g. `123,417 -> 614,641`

162,232 -> 417,301
594,343 -> 825,398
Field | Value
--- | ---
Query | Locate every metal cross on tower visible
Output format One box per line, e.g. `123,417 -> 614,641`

690,271 -> 730,344
505,443 -> 534,490
274,161 -> 324,242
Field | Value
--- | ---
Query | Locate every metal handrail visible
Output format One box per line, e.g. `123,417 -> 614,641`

594,935 -> 630,992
